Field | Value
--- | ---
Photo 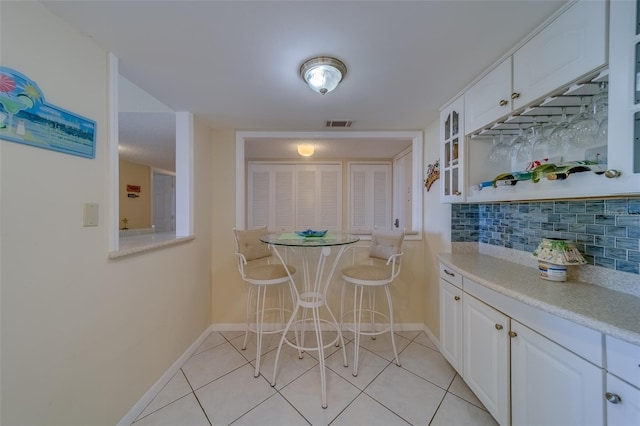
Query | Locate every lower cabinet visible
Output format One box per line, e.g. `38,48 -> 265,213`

439,278 -> 463,373
510,320 -> 604,425
463,294 -> 510,426
439,262 -> 609,426
605,374 -> 640,425
605,335 -> 640,425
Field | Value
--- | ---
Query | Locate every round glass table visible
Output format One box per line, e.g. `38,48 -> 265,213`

260,231 -> 359,408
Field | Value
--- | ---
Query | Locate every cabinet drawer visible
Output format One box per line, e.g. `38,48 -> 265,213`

607,335 -> 640,389
439,263 -> 462,288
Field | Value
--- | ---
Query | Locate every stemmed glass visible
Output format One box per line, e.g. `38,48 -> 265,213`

509,124 -> 528,169
567,97 -> 599,148
592,82 -> 608,146
488,131 -> 511,163
549,107 -> 570,154
532,121 -> 553,161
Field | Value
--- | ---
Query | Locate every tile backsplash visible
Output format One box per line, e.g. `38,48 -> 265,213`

451,198 -> 640,275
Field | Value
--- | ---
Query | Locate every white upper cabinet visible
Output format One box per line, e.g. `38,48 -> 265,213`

465,58 -> 513,135
442,0 -> 640,202
512,0 -> 607,110
464,0 -> 607,136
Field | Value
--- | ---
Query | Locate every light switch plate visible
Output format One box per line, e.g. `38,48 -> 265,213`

83,203 -> 99,227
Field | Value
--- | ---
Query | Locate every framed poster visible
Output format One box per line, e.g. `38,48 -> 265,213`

0,66 -> 96,159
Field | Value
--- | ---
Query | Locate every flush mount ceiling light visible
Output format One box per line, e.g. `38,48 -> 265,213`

297,143 -> 315,157
300,56 -> 347,95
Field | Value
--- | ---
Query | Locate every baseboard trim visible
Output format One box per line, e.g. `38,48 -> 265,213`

420,324 -> 440,350
117,325 -> 213,426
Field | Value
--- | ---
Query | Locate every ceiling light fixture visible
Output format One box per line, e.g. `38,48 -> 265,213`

297,143 -> 314,157
300,56 -> 347,95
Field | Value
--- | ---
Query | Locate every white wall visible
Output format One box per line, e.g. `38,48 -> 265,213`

422,118 -> 452,338
0,3 -> 212,424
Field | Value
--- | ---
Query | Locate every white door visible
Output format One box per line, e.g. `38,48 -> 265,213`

153,171 -> 175,232
511,320 -> 604,425
393,150 -> 412,231
463,294 -> 510,426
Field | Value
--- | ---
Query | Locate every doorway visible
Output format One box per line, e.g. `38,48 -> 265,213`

153,171 -> 176,232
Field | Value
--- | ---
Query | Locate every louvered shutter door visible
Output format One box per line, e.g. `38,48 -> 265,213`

296,168 -> 316,229
249,167 -> 270,228
274,168 -> 294,230
318,165 -> 341,230
373,169 -> 390,229
349,163 -> 391,232
351,169 -> 367,230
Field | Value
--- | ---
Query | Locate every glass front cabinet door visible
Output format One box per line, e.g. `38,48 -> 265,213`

608,0 -> 640,195
440,96 -> 465,203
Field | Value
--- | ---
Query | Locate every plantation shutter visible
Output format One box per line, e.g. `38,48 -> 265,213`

349,163 -> 391,232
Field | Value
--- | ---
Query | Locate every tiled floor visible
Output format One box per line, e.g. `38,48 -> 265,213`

131,329 -> 498,425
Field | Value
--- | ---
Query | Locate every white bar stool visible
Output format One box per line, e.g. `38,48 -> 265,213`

233,227 -> 297,378
340,229 -> 405,377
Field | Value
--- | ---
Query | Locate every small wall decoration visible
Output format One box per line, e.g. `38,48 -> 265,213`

424,159 -> 440,191
0,67 -> 96,159
126,184 -> 141,193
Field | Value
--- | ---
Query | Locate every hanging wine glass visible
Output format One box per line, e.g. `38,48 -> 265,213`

532,121 -> 553,161
488,130 -> 510,164
513,124 -> 535,167
591,81 -> 608,124
549,107 -> 570,154
567,97 -> 599,148
592,82 -> 608,146
509,124 -> 528,169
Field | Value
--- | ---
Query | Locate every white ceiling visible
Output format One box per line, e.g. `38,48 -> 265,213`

42,0 -> 567,167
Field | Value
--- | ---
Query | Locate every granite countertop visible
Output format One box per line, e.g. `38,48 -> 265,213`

439,253 -> 640,346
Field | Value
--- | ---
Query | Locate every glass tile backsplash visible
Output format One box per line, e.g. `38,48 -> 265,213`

451,198 -> 640,275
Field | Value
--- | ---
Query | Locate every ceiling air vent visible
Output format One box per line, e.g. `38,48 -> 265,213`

325,120 -> 353,128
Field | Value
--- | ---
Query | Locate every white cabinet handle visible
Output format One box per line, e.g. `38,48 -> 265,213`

495,324 -> 503,330
605,392 -> 622,404
444,269 -> 455,277
454,295 -> 461,301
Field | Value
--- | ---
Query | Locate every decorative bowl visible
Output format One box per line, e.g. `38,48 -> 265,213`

296,229 -> 327,237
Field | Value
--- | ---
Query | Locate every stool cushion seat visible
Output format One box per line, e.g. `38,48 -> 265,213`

245,263 -> 296,281
342,264 -> 391,282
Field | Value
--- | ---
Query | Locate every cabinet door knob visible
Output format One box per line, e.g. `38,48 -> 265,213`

454,191 -> 461,196
444,269 -> 455,277
508,331 -> 517,338
499,99 -> 508,107
454,295 -> 461,301
495,324 -> 503,330
511,92 -> 521,100
605,392 -> 622,404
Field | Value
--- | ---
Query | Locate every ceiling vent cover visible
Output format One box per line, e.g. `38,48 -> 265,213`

325,120 -> 353,128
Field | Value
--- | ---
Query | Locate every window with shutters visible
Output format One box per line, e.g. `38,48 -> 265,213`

247,162 -> 341,230
348,163 -> 392,232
